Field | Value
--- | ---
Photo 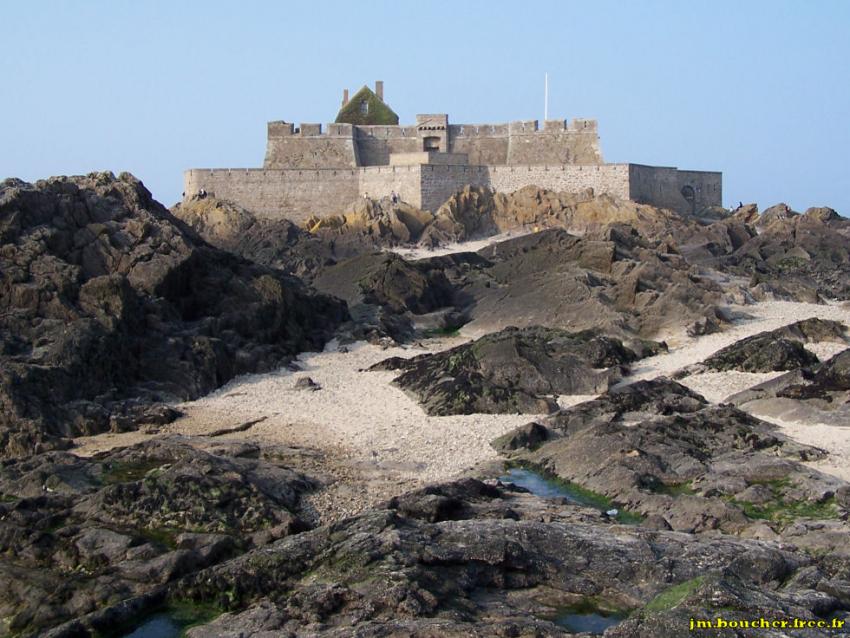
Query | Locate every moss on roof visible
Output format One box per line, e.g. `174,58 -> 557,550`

335,85 -> 399,125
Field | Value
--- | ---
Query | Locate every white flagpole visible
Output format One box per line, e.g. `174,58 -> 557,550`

544,72 -> 549,121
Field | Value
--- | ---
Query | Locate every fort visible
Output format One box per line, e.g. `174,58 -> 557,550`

184,81 -> 722,222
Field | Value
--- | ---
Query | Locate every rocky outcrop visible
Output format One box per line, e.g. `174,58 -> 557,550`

420,185 -> 689,246
371,326 -> 656,415
46,478 -> 850,637
310,252 -> 459,342
0,438 -> 316,635
727,348 -> 850,426
695,318 -> 846,373
296,186 -> 693,251
495,379 -> 849,545
172,196 -> 336,279
179,188 -> 850,307
430,228 -> 732,339
0,173 -> 348,457
304,196 -> 434,256
683,204 -> 850,301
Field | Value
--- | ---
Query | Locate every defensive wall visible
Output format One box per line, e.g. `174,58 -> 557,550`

184,162 -> 719,223
262,118 -> 603,169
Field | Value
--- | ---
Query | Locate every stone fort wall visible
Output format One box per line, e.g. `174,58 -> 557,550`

628,164 -> 722,214
184,162 -> 719,223
262,119 -> 603,170
184,168 -> 360,223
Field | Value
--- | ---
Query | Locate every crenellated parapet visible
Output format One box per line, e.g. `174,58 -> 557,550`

263,114 -> 603,169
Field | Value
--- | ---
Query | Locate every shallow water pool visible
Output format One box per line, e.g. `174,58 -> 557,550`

121,613 -> 183,638
499,467 -> 641,523
556,610 -> 625,633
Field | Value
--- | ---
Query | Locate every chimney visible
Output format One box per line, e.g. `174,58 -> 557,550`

342,88 -> 349,106
375,80 -> 384,102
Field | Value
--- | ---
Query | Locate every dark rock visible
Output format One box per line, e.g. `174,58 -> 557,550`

497,378 -> 847,538
108,480 -> 850,636
713,204 -> 850,299
172,196 -> 337,279
294,377 -> 321,391
0,173 -> 348,456
706,337 -> 818,372
372,326 -> 650,415
779,348 -> 850,399
0,437 -> 316,634
701,318 -> 845,373
492,422 -> 550,452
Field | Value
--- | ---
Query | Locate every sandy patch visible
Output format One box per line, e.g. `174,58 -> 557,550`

756,415 -> 850,482
678,371 -> 786,404
388,229 -> 532,260
557,394 -> 598,410
806,341 -> 850,362
624,300 -> 850,383
75,339 -> 536,485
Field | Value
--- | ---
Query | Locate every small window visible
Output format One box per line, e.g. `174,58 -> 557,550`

359,101 -> 368,115
423,136 -> 440,152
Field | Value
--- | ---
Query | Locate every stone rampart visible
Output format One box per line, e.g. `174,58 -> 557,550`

185,162 -> 721,221
628,164 -> 722,214
487,164 -> 630,200
263,122 -> 359,169
358,166 -> 425,209
419,165 -> 490,212
184,168 -> 359,223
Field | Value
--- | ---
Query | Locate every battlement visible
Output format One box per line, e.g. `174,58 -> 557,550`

267,121 -> 357,138
267,117 -> 598,141
264,113 -> 603,169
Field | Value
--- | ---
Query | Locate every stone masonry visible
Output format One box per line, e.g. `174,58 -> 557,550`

184,82 -> 721,222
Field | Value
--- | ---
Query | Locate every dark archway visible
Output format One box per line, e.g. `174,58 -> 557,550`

681,185 -> 696,215
423,136 -> 441,152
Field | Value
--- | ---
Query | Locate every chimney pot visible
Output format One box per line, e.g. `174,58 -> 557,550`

342,88 -> 349,106
375,80 -> 384,101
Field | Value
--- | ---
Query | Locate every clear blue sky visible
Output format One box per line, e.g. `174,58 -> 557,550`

2,0 -> 848,213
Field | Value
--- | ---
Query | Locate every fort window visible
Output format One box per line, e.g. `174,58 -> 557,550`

423,136 -> 441,152
359,101 -> 368,115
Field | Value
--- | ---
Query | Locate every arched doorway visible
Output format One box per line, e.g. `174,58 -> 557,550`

681,185 -> 696,215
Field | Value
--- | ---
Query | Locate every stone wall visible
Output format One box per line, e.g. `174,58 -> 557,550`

263,122 -> 359,169
184,162 -> 721,223
505,120 -> 602,165
419,165 -> 490,212
487,164 -> 631,200
262,118 -> 603,169
449,124 -> 511,165
358,166 -> 424,208
184,168 -> 359,223
628,164 -> 722,214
